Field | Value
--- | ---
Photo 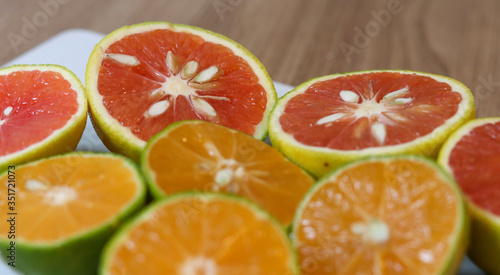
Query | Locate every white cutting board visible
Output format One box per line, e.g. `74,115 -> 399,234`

0,29 -> 483,274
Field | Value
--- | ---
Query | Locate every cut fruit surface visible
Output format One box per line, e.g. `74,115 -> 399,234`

293,156 -> 467,275
268,70 -> 475,177
86,22 -> 276,161
0,153 -> 146,275
141,120 -> 313,225
438,117 -> 500,274
0,65 -> 87,170
100,193 -> 298,274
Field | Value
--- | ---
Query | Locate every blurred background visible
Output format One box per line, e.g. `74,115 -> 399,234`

1,0 -> 499,117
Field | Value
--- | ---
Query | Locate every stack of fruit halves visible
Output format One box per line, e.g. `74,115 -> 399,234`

0,21 -> 499,275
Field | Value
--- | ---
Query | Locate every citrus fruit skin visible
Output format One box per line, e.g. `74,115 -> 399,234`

268,70 -> 475,177
85,21 -> 277,161
437,117 -> 500,274
99,192 -> 299,275
0,65 -> 87,171
141,119 -> 314,226
292,155 -> 468,275
0,152 -> 147,275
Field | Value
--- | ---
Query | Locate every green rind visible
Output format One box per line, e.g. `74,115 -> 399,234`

85,21 -> 277,162
292,155 -> 469,275
0,152 -> 147,275
0,64 -> 88,171
268,70 -> 475,177
437,117 -> 500,274
99,192 -> 299,275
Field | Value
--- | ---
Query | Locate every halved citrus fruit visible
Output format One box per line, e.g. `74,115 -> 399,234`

293,156 -> 468,275
141,120 -> 313,225
85,22 -> 277,161
0,65 -> 87,171
268,70 -> 475,177
0,152 -> 146,275
100,193 -> 298,274
438,117 -> 500,274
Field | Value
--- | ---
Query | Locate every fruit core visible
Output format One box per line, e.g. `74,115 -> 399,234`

350,218 -> 390,245
26,179 -> 77,205
180,257 -> 216,275
105,52 -> 229,121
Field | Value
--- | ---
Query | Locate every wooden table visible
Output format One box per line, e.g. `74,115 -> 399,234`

1,0 -> 499,117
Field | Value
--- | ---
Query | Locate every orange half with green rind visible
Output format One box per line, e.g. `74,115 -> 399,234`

141,120 -> 314,226
268,70 -> 475,177
85,22 -> 276,161
438,117 -> 500,274
0,152 -> 146,275
100,193 -> 298,274
293,155 -> 468,275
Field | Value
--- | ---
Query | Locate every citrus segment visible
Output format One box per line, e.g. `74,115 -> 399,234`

100,193 -> 298,274
293,156 -> 467,275
268,70 -> 475,177
142,120 -> 313,225
0,153 -> 146,275
86,22 -> 276,160
0,65 -> 87,170
438,117 -> 500,274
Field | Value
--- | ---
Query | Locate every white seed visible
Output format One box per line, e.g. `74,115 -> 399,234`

316,113 -> 346,125
182,61 -> 199,78
215,168 -> 233,187
147,100 -> 170,117
383,87 -> 409,100
339,90 -> 360,103
418,250 -> 435,263
106,53 -> 140,66
394,98 -> 413,104
166,51 -> 180,74
193,66 -> 222,83
368,219 -> 390,244
384,112 -> 409,123
3,106 -> 13,116
26,179 -> 48,191
191,97 -> 217,118
149,89 -> 164,97
413,104 -> 436,113
371,122 -> 386,145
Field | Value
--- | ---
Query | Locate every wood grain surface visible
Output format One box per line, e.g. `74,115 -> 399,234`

1,0 -> 499,117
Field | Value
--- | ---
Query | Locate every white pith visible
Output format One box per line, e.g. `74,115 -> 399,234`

270,70 -> 474,156
86,22 -> 277,151
0,65 -> 87,164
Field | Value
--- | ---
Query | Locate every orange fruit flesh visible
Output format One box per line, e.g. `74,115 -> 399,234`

280,72 -> 462,150
106,197 -> 294,274
0,155 -> 140,242
0,70 -> 79,156
145,121 -> 313,225
98,29 -> 268,141
448,121 -> 500,215
295,160 -> 459,274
